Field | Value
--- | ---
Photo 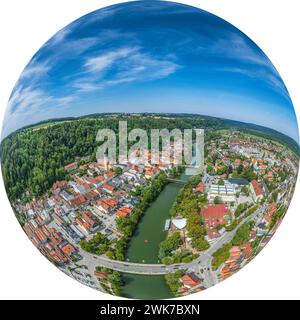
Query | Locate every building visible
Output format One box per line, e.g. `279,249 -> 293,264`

179,273 -> 202,289
116,207 -> 132,218
208,183 -> 236,203
250,180 -> 263,202
75,217 -> 91,234
228,178 -> 249,186
171,218 -> 187,231
64,162 -> 78,172
219,246 -> 243,281
61,243 -> 76,255
205,229 -> 221,242
96,200 -> 111,214
201,204 -> 230,229
96,198 -> 118,214
103,184 -> 115,194
82,210 -> 97,227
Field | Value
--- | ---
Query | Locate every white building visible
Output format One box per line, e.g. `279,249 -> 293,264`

208,182 -> 236,203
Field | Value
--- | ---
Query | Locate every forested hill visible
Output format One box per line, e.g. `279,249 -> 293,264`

4,113 -> 299,153
0,113 -> 298,202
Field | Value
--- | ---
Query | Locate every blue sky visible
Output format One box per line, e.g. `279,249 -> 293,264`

2,0 -> 299,142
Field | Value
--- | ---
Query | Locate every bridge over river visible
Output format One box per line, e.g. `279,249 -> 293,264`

79,209 -> 259,275
166,178 -> 187,185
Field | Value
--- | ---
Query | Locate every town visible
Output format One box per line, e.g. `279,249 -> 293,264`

10,127 -> 299,298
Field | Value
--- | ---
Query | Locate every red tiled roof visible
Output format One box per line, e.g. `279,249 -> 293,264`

82,210 -> 96,226
179,274 -> 201,287
117,207 -> 132,218
76,217 -> 91,230
69,195 -> 87,207
105,197 -> 118,207
251,180 -> 263,196
240,242 -> 252,259
207,229 -> 221,239
264,213 -> 272,224
62,244 -> 75,255
64,162 -> 77,170
202,204 -> 228,218
95,176 -> 105,183
94,271 -> 108,279
268,203 -> 277,215
103,184 -> 115,191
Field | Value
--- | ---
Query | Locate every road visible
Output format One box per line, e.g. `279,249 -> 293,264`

79,207 -> 262,275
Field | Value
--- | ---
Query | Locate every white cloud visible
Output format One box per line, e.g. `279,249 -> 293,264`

20,60 -> 50,80
2,83 -> 75,138
84,47 -> 139,73
74,47 -> 181,92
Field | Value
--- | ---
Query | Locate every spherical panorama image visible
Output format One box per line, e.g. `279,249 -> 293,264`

1,0 -> 299,299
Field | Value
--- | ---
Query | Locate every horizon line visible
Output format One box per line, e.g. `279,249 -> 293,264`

1,111 -> 299,147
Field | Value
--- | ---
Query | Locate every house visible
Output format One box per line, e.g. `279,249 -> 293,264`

116,207 -> 132,218
82,210 -> 97,227
268,203 -> 277,215
250,180 -> 264,202
205,229 -> 221,242
96,200 -> 111,214
51,180 -> 68,193
96,198 -> 118,214
145,170 -> 153,179
103,184 -> 115,194
263,213 -> 272,225
201,204 -> 229,229
219,246 -> 243,281
85,175 -> 104,186
75,217 -> 91,234
104,171 -> 115,179
64,162 -> 78,172
61,243 -> 76,255
233,159 -> 242,168
179,273 -> 202,289
68,195 -> 87,209
69,181 -> 86,194
84,190 -> 99,201
85,177 -> 101,187
240,242 -> 252,259
34,228 -> 47,243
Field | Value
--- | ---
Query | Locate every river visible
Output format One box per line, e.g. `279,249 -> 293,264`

121,142 -> 202,299
121,172 -> 190,299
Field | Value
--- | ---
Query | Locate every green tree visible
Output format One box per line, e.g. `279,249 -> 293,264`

213,196 -> 223,204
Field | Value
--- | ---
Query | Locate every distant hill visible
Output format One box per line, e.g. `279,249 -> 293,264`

3,112 -> 299,155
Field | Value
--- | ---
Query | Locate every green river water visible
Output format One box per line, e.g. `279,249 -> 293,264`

121,173 -> 189,299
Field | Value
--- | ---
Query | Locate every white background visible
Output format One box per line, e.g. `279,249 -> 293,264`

0,0 -> 299,300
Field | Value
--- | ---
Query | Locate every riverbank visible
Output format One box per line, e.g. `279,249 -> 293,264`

126,182 -> 184,263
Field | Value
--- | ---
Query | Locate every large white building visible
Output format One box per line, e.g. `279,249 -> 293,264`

208,182 -> 236,203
